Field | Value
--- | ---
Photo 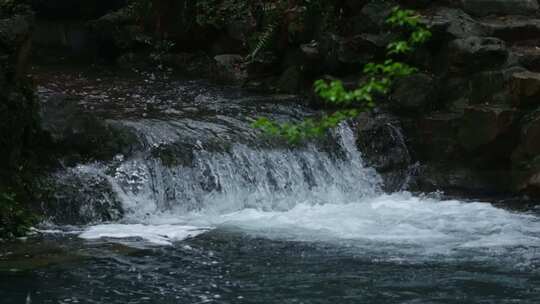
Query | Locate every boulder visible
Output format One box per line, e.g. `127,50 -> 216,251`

319,33 -> 385,74
414,163 -> 510,195
468,67 -> 525,105
390,73 -> 437,112
39,169 -> 124,225
88,6 -> 147,62
276,66 -> 303,93
509,70 -> 540,106
512,156 -> 540,194
446,36 -> 508,73
512,45 -> 540,72
520,113 -> 540,155
161,52 -> 216,77
482,16 -> 540,42
462,0 -> 539,16
39,94 -> 141,163
411,113 -> 463,159
458,105 -> 515,151
355,111 -> 412,192
349,0 -> 396,34
427,8 -> 488,40
213,54 -> 248,84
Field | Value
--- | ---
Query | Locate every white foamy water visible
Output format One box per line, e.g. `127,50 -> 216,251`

80,192 -> 540,253
80,224 -> 209,245
76,124 -> 540,255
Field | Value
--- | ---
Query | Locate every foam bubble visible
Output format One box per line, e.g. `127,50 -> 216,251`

79,224 -> 210,245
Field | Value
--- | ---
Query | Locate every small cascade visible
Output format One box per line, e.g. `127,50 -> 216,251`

56,123 -> 382,223
36,77 -> 540,254
113,123 -> 381,218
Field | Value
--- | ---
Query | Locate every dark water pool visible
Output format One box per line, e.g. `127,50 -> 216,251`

1,228 -> 540,304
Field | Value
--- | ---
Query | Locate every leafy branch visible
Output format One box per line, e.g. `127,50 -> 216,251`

253,6 -> 431,143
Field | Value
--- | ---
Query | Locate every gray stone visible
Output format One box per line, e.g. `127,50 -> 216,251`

482,16 -> 540,42
213,54 -> 248,84
462,0 -> 539,16
447,36 -> 508,73
458,105 -> 515,151
509,70 -> 540,106
428,8 -> 488,39
391,73 -> 436,112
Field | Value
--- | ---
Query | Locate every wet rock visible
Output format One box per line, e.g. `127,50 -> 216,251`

482,16 -> 540,42
447,36 -> 508,73
0,11 -> 33,79
350,0 -> 396,34
300,42 -> 321,60
39,94 -> 141,163
390,73 -> 436,112
458,105 -> 516,151
414,163 -> 510,195
427,8 -> 487,39
407,112 -> 463,161
355,111 -> 412,192
39,169 -> 124,225
161,52 -> 216,77
319,33 -> 385,74
151,142 -> 195,167
276,66 -> 303,93
517,112 -> 540,156
512,46 -> 540,72
462,0 -> 539,17
468,67 -> 525,105
213,54 -> 248,84
509,70 -> 540,106
512,155 -> 540,194
88,6 -> 148,63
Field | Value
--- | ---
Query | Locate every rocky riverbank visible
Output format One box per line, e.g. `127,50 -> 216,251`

4,0 -> 540,221
59,0 -> 540,199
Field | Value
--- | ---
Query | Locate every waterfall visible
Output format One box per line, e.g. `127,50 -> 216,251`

68,123 -> 382,222
35,78 -> 540,253
71,121 -> 540,253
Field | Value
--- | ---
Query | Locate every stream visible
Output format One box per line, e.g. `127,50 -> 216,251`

1,67 -> 540,303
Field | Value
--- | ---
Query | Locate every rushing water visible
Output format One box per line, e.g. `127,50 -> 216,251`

2,69 -> 540,303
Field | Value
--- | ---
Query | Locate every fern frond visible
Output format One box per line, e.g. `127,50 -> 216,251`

247,21 -> 277,61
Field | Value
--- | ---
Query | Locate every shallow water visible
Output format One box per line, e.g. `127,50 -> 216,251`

2,68 -> 540,303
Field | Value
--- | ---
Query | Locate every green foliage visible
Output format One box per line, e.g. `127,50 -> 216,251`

0,192 -> 36,240
254,6 -> 432,142
253,109 -> 360,143
247,21 -> 278,61
247,0 -> 335,61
